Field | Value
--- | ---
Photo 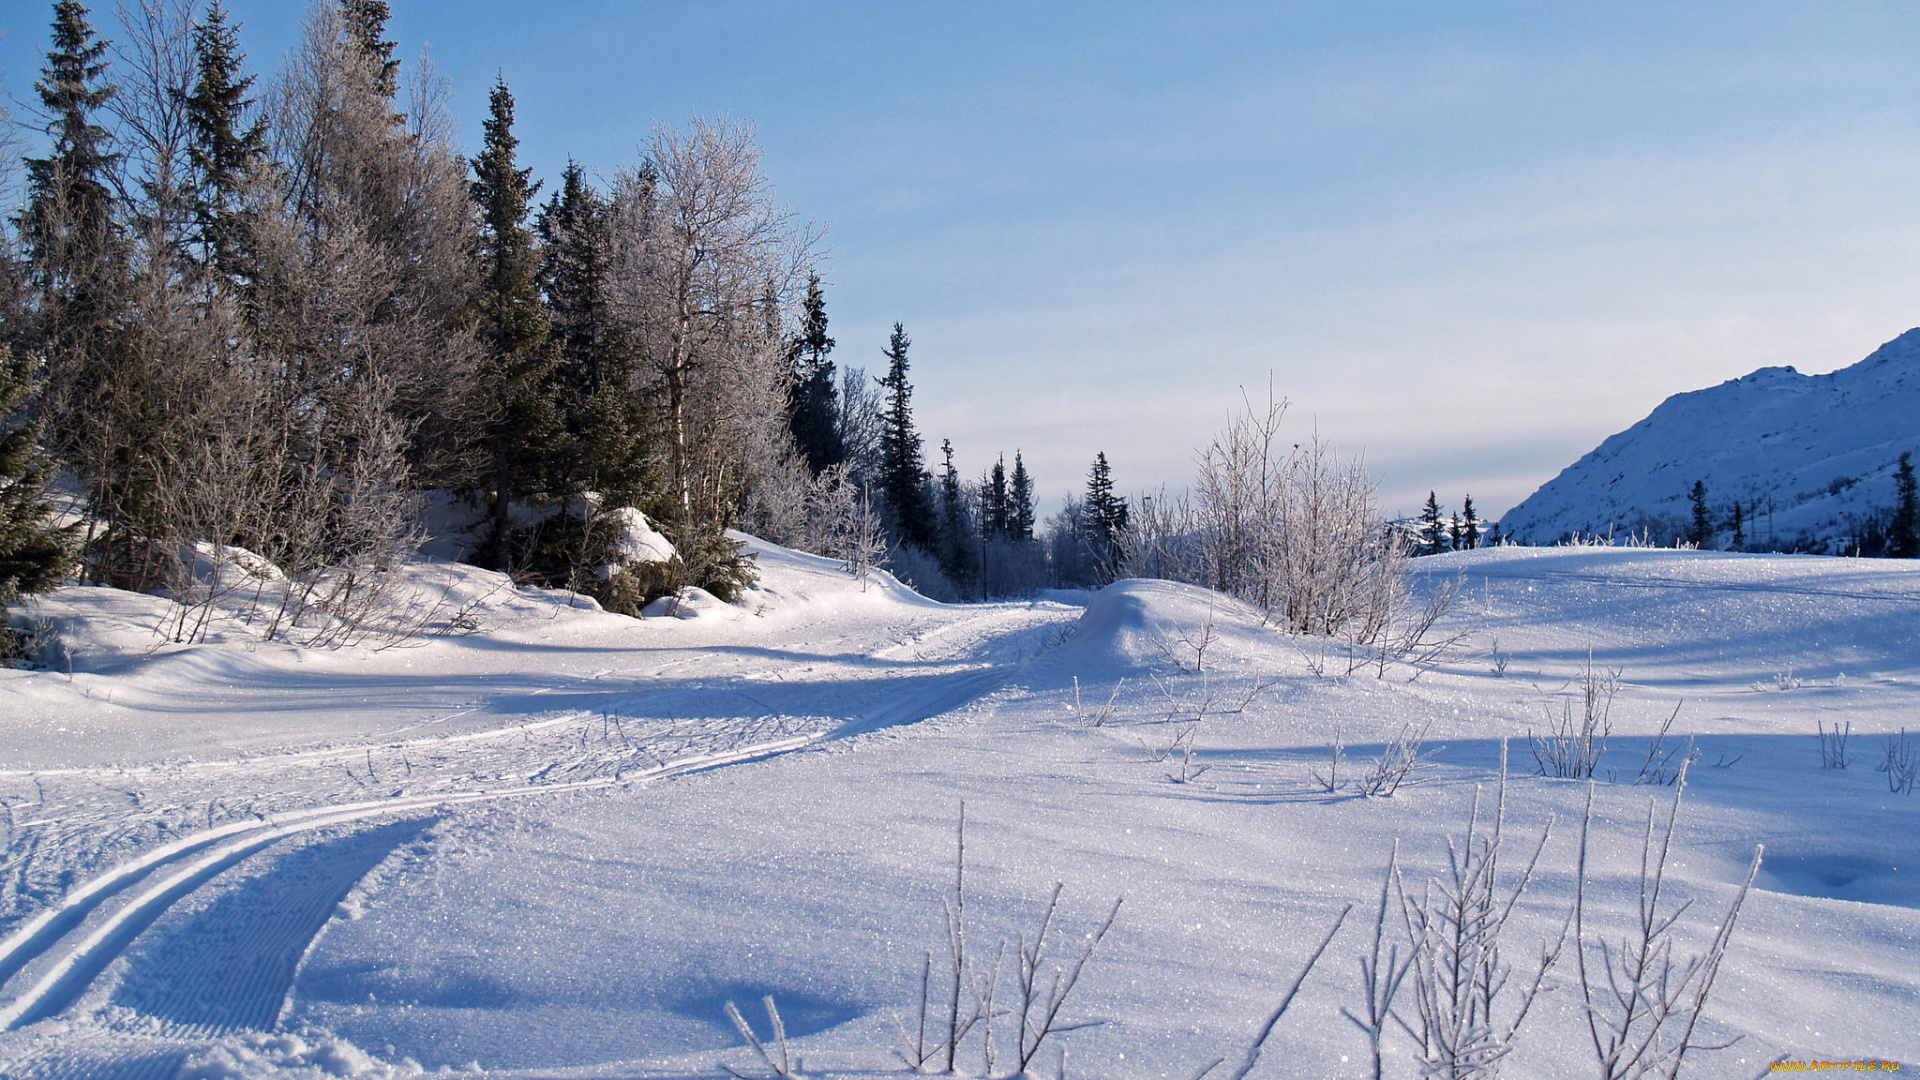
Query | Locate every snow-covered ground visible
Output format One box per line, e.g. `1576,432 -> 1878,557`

0,539 -> 1914,1078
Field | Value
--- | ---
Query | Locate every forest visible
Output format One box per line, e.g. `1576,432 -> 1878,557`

0,0 -> 1450,665
0,0 -> 1162,625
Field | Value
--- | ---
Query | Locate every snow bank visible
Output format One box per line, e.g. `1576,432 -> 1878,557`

641,585 -> 736,619
3,544 -> 1920,1075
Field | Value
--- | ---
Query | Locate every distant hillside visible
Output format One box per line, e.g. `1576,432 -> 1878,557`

1501,328 -> 1920,552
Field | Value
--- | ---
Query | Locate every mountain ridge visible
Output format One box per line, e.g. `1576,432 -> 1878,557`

1501,328 -> 1920,551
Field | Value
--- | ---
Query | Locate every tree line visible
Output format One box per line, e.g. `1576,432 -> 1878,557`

1683,454 -> 1920,557
1412,492 -> 1490,556
0,0 -> 1140,641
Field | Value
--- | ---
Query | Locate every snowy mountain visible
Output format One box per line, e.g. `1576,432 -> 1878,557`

1501,328 -> 1920,550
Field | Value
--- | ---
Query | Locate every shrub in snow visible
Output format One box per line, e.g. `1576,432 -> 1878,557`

1817,720 -> 1854,770
1571,770 -> 1764,1079
1397,751 -> 1564,1079
883,541 -> 959,603
1120,389 -> 1460,670
1529,655 -> 1619,779
1352,721 -> 1441,798
797,462 -> 888,587
1879,728 -> 1917,794
892,805 -> 1120,1078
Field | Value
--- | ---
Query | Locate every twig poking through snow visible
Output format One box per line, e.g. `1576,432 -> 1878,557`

1342,841 -> 1411,1080
1214,902 -> 1352,1080
1878,728 -> 1917,794
1069,676 -> 1124,727
1308,727 -> 1346,794
1817,721 -> 1853,770
1354,722 -> 1440,798
1573,768 -> 1765,1079
1633,702 -> 1697,786
725,995 -> 797,1078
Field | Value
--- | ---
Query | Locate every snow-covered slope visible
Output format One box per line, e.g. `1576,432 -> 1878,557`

1502,328 -> 1920,550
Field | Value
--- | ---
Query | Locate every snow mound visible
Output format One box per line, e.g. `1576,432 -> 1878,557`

729,532 -> 938,614
9,559 -> 607,675
1049,578 -> 1276,673
173,542 -> 289,592
642,585 -> 738,620
179,1029 -> 428,1079
1502,327 -> 1920,549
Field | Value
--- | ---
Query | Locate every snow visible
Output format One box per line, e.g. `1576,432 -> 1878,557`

603,506 -> 676,568
0,536 -> 1915,1076
1502,327 -> 1920,549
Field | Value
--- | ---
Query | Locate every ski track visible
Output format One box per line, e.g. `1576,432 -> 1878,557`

0,596 -> 1078,1073
115,816 -> 436,1036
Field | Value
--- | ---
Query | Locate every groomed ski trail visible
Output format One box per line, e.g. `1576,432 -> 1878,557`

0,593 -> 1082,1068
0,731 -> 819,1033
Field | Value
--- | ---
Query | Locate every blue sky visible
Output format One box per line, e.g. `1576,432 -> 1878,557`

6,1 -> 1920,518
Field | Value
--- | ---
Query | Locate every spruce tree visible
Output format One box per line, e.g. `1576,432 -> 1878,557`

185,0 -> 265,280
876,323 -> 935,549
981,455 -> 1009,539
0,345 -> 79,652
539,160 -> 646,506
341,0 -> 400,99
22,0 -> 134,583
1009,451 -> 1035,541
785,273 -> 841,475
1449,512 -> 1462,552
935,438 -> 977,591
1461,495 -> 1479,550
1084,452 -> 1128,581
1891,454 -> 1919,559
24,3 -> 117,264
1688,480 -> 1713,548
1418,491 -> 1445,556
1730,500 -> 1746,551
471,77 -> 560,569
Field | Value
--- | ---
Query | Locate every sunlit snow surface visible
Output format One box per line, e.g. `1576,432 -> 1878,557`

0,540 -> 1915,1077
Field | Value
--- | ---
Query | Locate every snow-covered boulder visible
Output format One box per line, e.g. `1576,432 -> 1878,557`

597,506 -> 675,580
172,541 -> 287,594
641,585 -> 739,620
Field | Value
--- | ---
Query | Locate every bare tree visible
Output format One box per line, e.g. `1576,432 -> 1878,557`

109,0 -> 196,265
1128,387 -> 1432,658
609,119 -> 818,548
799,463 -> 886,585
265,0 -> 477,484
